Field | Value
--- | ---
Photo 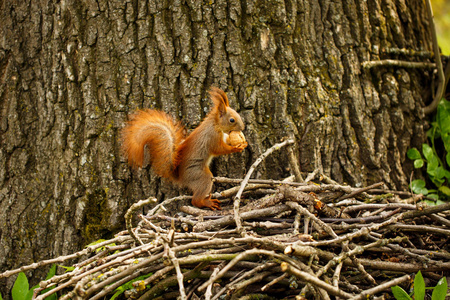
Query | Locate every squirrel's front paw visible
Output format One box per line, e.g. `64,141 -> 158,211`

232,142 -> 248,152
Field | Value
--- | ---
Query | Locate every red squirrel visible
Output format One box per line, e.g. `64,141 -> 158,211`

121,87 -> 248,210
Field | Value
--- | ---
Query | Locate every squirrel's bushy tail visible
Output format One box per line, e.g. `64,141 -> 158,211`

121,109 -> 185,179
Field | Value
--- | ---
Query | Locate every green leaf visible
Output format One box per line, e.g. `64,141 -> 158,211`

445,170 -> 450,180
12,273 -> 29,300
437,99 -> 450,135
86,239 -> 107,247
443,134 -> 450,152
110,290 -> 125,300
391,286 -> 412,300
431,276 -> 448,300
411,179 -> 426,189
46,294 -> 57,300
423,199 -> 437,206
1,291 -> 3,300
428,194 -> 440,200
24,289 -> 35,300
422,144 -> 434,161
407,148 -> 422,160
58,265 -> 75,273
427,155 -> 439,177
439,185 -> 450,196
414,159 -> 424,168
427,122 -> 439,140
435,167 -> 446,180
435,199 -> 446,205
446,152 -> 450,168
410,180 -> 428,195
414,271 -> 425,300
430,176 -> 445,188
45,264 -> 57,280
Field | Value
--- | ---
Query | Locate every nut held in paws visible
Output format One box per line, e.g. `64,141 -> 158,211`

228,131 -> 246,146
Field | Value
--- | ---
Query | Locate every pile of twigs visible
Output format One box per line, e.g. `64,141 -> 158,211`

1,141 -> 450,300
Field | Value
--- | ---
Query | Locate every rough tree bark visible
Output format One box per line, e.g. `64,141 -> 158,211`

0,0 -> 433,294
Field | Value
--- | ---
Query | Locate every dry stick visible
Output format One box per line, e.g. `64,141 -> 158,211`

332,262 -> 343,288
386,223 -> 450,236
214,176 -> 306,187
146,213 -> 196,227
142,266 -> 175,286
382,47 -> 433,57
261,273 -> 288,292
125,197 -> 157,243
321,207 -> 401,224
430,213 -> 450,227
367,234 -> 436,265
212,262 -> 278,300
335,182 -> 384,201
361,59 -> 436,69
295,183 -> 371,195
287,142 -> 304,182
304,168 -> 320,182
280,262 -> 354,299
205,262 -> 226,300
137,263 -> 206,300
139,214 -> 168,233
233,139 -> 295,235
316,238 -> 403,280
285,201 -> 338,239
230,271 -> 273,292
35,243 -> 127,297
193,203 -> 289,232
401,202 -> 450,220
423,0 -> 445,115
74,261 -> 140,299
74,244 -> 130,269
339,203 -> 416,213
293,212 -> 301,235
166,245 -> 186,300
89,239 -> 197,300
0,236 -> 128,279
197,248 -> 288,292
35,246 -> 163,300
141,195 -> 192,221
88,264 -> 167,300
298,211 -> 401,247
348,274 -> 411,300
216,182 -> 272,199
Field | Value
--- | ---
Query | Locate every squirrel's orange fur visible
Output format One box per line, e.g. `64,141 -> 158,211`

121,87 -> 247,210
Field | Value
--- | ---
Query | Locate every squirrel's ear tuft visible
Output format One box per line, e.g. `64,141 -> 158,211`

209,87 -> 229,115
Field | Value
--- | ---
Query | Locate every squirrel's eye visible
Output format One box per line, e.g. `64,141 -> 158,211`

230,118 -> 235,123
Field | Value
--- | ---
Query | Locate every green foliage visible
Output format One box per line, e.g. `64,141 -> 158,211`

391,285 -> 412,300
57,264 -> 76,272
391,271 -> 449,300
407,99 -> 450,202
432,277 -> 449,300
85,239 -> 118,254
11,273 -> 28,300
414,270 -> 426,300
8,265 -> 57,300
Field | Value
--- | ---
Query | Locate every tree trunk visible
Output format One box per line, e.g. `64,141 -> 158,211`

0,0 -> 433,294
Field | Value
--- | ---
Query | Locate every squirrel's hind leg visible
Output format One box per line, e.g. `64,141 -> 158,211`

190,174 -> 221,210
